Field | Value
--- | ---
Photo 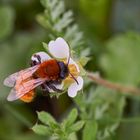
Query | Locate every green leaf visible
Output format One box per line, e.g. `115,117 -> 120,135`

38,0 -> 86,51
0,6 -> 14,41
83,120 -> 98,140
32,124 -> 51,136
100,32 -> 140,86
37,111 -> 56,126
65,109 -> 78,127
68,133 -> 78,140
42,42 -> 53,57
42,42 -> 48,50
40,0 -> 48,8
36,14 -> 51,30
51,1 -> 64,21
79,64 -> 87,76
54,10 -> 73,32
79,56 -> 90,66
68,121 -> 85,133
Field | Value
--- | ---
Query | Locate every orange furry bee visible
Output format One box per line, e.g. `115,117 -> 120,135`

4,52 -> 71,102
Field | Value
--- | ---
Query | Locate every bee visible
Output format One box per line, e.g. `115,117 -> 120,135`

4,53 -> 78,102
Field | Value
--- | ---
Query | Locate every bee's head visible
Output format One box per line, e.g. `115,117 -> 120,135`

58,61 -> 69,79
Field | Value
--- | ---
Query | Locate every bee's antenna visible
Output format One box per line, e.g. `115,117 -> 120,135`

69,73 -> 79,85
66,50 -> 78,85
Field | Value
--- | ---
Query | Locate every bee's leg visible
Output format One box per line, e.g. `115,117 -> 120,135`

41,84 -> 50,96
47,82 -> 63,93
53,79 -> 62,85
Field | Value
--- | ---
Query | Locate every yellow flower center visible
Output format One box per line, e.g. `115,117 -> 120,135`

64,64 -> 79,84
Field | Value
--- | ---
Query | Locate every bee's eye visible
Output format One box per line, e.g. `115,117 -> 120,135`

60,73 -> 65,79
58,62 -> 69,79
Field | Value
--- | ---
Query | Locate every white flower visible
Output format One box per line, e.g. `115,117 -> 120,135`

31,51 -> 51,63
32,37 -> 83,97
68,76 -> 83,97
48,37 -> 69,59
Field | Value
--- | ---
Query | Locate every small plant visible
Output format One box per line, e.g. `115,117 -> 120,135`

2,0 -> 140,140
32,109 -> 84,140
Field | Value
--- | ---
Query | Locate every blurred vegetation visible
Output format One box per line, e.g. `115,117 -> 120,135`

0,0 -> 140,140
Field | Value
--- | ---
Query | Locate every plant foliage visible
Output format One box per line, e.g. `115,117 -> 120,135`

32,109 -> 84,140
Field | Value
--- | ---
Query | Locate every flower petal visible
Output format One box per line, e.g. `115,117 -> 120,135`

69,58 -> 80,72
68,86 -> 78,97
48,37 -> 69,58
76,76 -> 84,91
68,76 -> 84,97
31,51 -> 51,63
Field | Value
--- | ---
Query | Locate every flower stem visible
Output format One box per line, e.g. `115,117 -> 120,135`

87,72 -> 140,95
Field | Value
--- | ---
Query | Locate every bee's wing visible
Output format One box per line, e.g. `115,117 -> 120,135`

3,73 -> 19,87
7,78 -> 46,101
4,65 -> 39,87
